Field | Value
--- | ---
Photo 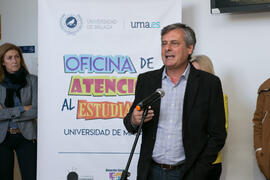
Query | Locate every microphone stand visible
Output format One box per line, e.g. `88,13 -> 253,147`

120,108 -> 149,180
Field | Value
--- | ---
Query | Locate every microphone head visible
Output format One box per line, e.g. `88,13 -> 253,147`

156,88 -> 165,97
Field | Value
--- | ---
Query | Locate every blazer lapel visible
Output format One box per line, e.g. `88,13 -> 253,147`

184,65 -> 200,116
151,67 -> 164,129
0,86 -> 6,106
20,76 -> 31,105
152,67 -> 164,109
153,67 -> 164,89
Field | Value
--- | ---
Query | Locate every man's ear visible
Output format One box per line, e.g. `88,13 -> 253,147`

188,45 -> 194,55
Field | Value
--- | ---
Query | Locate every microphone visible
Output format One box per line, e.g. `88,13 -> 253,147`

136,88 -> 165,111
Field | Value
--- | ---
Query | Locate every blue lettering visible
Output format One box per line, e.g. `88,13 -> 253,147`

64,54 -> 136,73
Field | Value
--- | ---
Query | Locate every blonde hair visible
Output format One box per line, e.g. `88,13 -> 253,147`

0,43 -> 29,83
190,55 -> 215,75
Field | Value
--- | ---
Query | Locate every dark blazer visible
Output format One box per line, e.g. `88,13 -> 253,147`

124,64 -> 227,180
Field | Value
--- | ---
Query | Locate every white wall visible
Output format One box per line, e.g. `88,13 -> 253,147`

0,1 -> 37,179
182,1 -> 269,180
0,0 -> 269,179
0,0 -> 37,75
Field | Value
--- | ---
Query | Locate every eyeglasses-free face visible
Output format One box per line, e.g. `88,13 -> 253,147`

3,49 -> 21,73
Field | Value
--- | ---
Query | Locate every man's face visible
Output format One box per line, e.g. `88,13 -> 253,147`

161,29 -> 194,71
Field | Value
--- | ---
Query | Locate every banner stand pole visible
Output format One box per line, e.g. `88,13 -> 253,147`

120,108 -> 149,180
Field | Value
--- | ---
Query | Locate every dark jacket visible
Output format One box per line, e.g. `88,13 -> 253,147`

124,65 -> 227,180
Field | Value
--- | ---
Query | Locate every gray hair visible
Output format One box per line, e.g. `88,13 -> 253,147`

161,23 -> 196,48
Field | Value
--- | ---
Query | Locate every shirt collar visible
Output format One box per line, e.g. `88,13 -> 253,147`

162,63 -> 190,81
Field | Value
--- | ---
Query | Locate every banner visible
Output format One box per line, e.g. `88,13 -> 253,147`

38,0 -> 181,179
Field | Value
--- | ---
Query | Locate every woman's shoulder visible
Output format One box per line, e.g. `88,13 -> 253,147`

26,74 -> 37,80
26,74 -> 37,85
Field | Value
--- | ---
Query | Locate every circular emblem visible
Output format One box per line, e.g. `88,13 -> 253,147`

60,14 -> 82,35
67,171 -> 78,180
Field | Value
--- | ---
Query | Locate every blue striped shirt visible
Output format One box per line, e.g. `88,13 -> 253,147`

152,64 -> 190,165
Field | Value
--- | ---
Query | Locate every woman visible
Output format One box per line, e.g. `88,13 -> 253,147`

0,43 -> 37,180
190,55 -> 228,180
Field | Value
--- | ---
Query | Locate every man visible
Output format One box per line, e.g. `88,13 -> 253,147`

253,78 -> 270,180
123,23 -> 227,180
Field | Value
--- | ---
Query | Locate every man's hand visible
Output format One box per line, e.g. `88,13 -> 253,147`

24,105 -> 32,111
131,106 -> 154,126
0,104 -> 3,109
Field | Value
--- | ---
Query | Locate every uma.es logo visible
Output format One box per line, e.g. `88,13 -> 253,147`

60,14 -> 83,35
130,21 -> 160,29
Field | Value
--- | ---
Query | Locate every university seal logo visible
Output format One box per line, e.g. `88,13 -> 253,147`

60,14 -> 82,35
